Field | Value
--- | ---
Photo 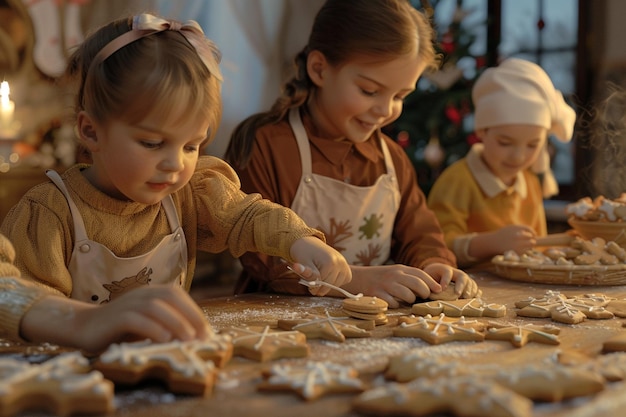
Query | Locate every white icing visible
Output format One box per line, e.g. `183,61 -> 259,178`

0,352 -> 109,395
99,338 -> 227,376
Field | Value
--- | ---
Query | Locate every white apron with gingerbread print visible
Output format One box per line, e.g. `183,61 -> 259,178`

289,108 -> 401,265
47,170 -> 188,304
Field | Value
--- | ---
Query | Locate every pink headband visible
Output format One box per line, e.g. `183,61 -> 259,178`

91,13 -> 222,81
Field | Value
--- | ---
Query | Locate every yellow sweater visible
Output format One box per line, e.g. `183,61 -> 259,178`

0,156 -> 322,340
428,144 -> 546,266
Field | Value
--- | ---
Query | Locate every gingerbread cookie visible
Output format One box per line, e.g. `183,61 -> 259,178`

392,313 -> 485,344
485,322 -> 560,347
385,349 -> 605,402
515,290 -> 615,324
353,376 -> 533,417
0,352 -> 114,417
411,298 -> 506,318
342,296 -> 388,325
93,337 -> 232,396
220,325 -> 309,362
494,363 -> 605,402
385,350 -> 459,382
259,361 -> 364,400
277,312 -> 373,342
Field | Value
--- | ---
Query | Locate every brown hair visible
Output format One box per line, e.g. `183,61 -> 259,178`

66,15 -> 222,144
225,0 -> 439,168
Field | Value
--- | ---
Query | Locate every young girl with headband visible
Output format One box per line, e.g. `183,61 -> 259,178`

0,13 -> 351,352
225,0 -> 479,308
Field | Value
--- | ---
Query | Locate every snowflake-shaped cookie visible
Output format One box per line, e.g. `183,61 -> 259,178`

259,361 -> 364,400
515,290 -> 617,324
392,313 -> 486,344
277,311 -> 373,342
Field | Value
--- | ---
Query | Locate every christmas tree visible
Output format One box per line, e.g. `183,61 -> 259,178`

385,0 -> 486,195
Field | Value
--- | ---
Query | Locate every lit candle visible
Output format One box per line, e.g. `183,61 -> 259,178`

0,81 -> 15,129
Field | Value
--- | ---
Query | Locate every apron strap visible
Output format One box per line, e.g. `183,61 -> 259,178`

289,108 -> 313,175
46,170 -> 89,242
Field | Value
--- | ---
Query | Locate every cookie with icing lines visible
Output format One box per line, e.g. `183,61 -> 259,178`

259,361 -> 364,400
353,376 -> 533,417
412,298 -> 506,318
0,352 -> 114,417
277,312 -> 373,342
392,313 -> 485,344
485,322 -> 560,347
93,337 -> 232,396
515,290 -> 616,324
220,325 -> 309,362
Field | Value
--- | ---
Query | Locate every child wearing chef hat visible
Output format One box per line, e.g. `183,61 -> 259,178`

428,57 -> 576,267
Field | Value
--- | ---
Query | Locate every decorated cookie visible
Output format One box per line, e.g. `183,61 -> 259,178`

515,290 -> 615,324
485,322 -> 560,347
411,298 -> 506,318
392,313 -> 485,344
259,361 -> 364,400
93,337 -> 232,396
220,325 -> 309,362
353,376 -> 533,417
0,352 -> 114,417
385,349 -> 605,403
277,312 -> 373,342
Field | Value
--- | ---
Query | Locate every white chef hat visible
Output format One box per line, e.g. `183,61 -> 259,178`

472,58 -> 575,142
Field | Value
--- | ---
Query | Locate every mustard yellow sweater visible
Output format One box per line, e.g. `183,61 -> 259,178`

428,144 -> 546,266
0,156 -> 322,340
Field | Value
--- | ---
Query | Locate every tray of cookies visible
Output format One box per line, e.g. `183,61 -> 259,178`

566,195 -> 626,247
491,236 -> 626,285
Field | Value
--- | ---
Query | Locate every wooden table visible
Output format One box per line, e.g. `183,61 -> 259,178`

4,271 -> 626,417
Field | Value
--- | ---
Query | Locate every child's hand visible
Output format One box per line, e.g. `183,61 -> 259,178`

289,236 -> 351,296
340,264 -> 443,308
492,225 -> 537,254
422,263 -> 480,299
22,285 -> 212,353
470,225 -> 536,260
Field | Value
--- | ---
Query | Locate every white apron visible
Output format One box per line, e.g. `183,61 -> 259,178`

46,170 -> 188,304
288,108 -> 401,265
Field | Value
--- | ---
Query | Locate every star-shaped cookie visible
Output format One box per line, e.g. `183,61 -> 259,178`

277,311 -> 373,342
485,322 -> 560,347
353,376 -> 533,417
259,361 -> 364,400
411,298 -> 506,318
220,325 -> 309,362
392,313 -> 486,344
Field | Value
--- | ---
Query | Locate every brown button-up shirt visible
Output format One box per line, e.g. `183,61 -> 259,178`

233,112 -> 456,294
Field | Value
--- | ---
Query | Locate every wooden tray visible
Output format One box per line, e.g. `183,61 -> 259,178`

491,258 -> 626,286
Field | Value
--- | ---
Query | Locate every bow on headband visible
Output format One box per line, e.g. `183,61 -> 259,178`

92,13 -> 222,82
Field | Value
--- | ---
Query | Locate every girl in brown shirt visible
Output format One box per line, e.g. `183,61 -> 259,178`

226,0 -> 479,308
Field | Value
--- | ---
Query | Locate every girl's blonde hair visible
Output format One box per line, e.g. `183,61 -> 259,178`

226,0 -> 439,168
66,15 -> 222,144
